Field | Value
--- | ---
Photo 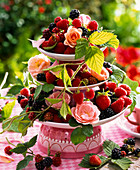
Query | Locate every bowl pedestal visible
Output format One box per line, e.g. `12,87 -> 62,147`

38,124 -> 104,159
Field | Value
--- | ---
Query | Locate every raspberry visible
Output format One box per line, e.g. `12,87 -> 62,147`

111,98 -> 125,113
121,151 -> 126,157
17,95 -> 25,103
42,40 -> 50,49
42,28 -> 52,40
56,79 -> 64,87
52,152 -> 61,167
73,91 -> 84,104
85,89 -> 95,99
42,157 -> 53,167
88,77 -> 98,85
4,146 -> 13,155
120,96 -> 132,107
87,20 -> 98,31
107,82 -> 117,92
120,144 -> 129,154
69,9 -> 80,20
28,112 -> 36,120
53,114 -> 63,123
20,88 -> 30,98
72,78 -> 81,87
64,47 -> 75,54
134,148 -> 140,157
111,148 -> 121,159
119,84 -> 131,96
35,154 -> 43,163
48,22 -> 56,32
72,18 -> 82,28
89,155 -> 102,166
114,87 -> 127,97
96,94 -> 111,110
44,112 -> 53,121
45,72 -> 56,84
37,73 -> 46,82
80,26 -> 88,36
26,107 -> 30,112
52,27 -> 60,33
53,42 -> 65,54
56,19 -> 69,30
54,16 -> 62,24
30,87 -> 36,94
20,98 -> 28,108
67,67 -> 73,78
124,138 -> 135,146
35,161 -> 45,170
58,32 -> 65,42
137,125 -> 140,133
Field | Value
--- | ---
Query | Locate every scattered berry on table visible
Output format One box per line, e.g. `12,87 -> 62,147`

35,161 -> 45,170
4,146 -> 13,155
111,98 -> 125,113
73,91 -> 84,105
37,73 -> 46,82
111,148 -> 121,159
20,88 -> 30,98
85,89 -> 95,99
120,95 -> 132,107
45,72 -> 56,84
52,151 -> 62,167
124,138 -> 135,146
69,9 -> 80,20
72,18 -> 82,28
35,154 -> 43,163
119,84 -> 131,96
17,95 -> 25,103
28,112 -> 36,120
80,26 -> 88,36
114,87 -> 127,97
89,155 -> 102,166
120,144 -> 129,154
134,148 -> 140,157
42,157 -> 53,168
44,112 -> 54,121
20,98 -> 29,108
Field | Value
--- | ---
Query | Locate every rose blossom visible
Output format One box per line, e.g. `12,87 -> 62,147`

79,14 -> 91,27
45,91 -> 71,109
64,26 -> 82,48
71,101 -> 100,125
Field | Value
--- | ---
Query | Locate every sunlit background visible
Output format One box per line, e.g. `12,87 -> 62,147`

0,0 -> 140,87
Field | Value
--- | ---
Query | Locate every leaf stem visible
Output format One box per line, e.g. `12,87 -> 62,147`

5,137 -> 16,147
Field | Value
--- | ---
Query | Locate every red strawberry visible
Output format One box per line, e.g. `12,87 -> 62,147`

48,34 -> 60,46
20,88 -> 30,97
67,67 -> 74,78
72,78 -> 81,87
28,112 -> 36,120
137,126 -> 140,133
111,98 -> 125,113
53,42 -> 65,54
73,91 -> 84,104
96,94 -> 111,110
20,98 -> 28,108
4,146 -> 13,155
119,84 -> 131,96
89,155 -> 101,166
80,63 -> 88,72
58,32 -> 65,42
56,19 -> 69,30
42,28 -> 52,40
99,82 -> 108,91
114,87 -> 127,97
87,20 -> 98,30
52,151 -> 61,167
45,72 -> 56,84
53,114 -> 63,123
85,89 -> 95,99
64,47 -> 75,54
42,40 -> 50,49
35,154 -> 43,163
56,79 -> 64,87
54,16 -> 62,24
120,95 -> 132,107
72,18 -> 82,28
80,71 -> 92,79
107,82 -> 117,92
52,27 -> 60,33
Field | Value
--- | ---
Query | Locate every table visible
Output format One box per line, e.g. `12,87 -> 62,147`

0,89 -> 140,170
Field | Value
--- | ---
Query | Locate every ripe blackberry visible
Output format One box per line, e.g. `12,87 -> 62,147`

17,95 -> 25,103
134,148 -> 140,157
37,73 -> 46,82
69,9 -> 80,20
99,112 -> 106,120
42,28 -> 52,40
120,144 -> 129,154
48,22 -> 56,32
42,157 -> 53,167
80,26 -> 88,36
124,138 -> 135,146
103,61 -> 111,68
111,148 -> 121,159
104,107 -> 115,118
30,87 -> 36,94
35,161 -> 45,170
28,95 -> 34,107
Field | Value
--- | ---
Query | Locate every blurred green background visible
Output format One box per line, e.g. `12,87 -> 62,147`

0,0 -> 140,87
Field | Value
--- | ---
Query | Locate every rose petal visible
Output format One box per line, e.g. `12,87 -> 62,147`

28,38 -> 45,48
0,151 -> 14,163
79,14 -> 91,27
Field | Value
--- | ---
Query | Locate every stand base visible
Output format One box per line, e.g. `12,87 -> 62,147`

38,124 -> 104,159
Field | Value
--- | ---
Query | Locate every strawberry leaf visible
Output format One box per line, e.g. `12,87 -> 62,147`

2,100 -> 16,119
43,64 -> 64,73
45,98 -> 62,104
69,117 -> 81,127
60,101 -> 71,119
34,85 -> 42,99
42,83 -> 54,93
16,155 -> 33,170
7,85 -> 24,95
123,77 -> 139,92
82,124 -> 93,137
105,34 -> 119,49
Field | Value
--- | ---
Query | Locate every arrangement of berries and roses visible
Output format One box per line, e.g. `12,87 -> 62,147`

1,9 -> 139,170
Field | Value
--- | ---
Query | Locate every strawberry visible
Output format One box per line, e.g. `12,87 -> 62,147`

72,78 -> 81,87
52,151 -> 61,167
107,82 -> 117,92
89,155 -> 101,166
26,107 -> 30,112
137,126 -> 140,133
87,20 -> 98,30
80,63 -> 88,72
20,98 -> 28,108
48,34 -> 60,46
58,32 -> 65,42
119,84 -> 131,96
99,82 -> 108,91
56,79 -> 64,87
4,146 -> 13,155
52,27 -> 60,33
120,96 -> 132,107
72,18 -> 82,28
20,88 -> 30,97
28,112 -> 36,120
35,154 -> 43,163
42,40 -> 50,49
111,98 -> 125,113
114,87 -> 127,97
85,89 -> 95,99
64,47 -> 75,54
73,91 -> 84,104
80,71 -> 92,79
67,67 -> 74,78
96,94 -> 111,110
45,72 -> 56,84
54,16 -> 62,24
53,42 -> 65,54
56,19 -> 69,30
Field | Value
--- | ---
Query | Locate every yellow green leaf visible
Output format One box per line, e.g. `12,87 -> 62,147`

106,35 -> 119,49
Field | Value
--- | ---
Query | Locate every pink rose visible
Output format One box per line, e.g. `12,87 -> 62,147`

71,101 -> 100,125
45,91 -> 70,109
79,14 -> 91,27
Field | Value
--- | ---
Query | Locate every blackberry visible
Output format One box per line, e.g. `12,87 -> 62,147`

42,157 -> 53,167
48,22 -> 56,32
124,138 -> 135,146
80,26 -> 88,36
69,9 -> 80,20
120,144 -> 129,154
134,148 -> 140,157
35,161 -> 45,170
99,112 -> 106,120
42,28 -> 52,40
17,95 -> 25,103
111,148 -> 121,159
30,87 -> 36,94
103,107 -> 115,119
103,61 -> 111,68
28,95 -> 34,107
37,73 -> 46,82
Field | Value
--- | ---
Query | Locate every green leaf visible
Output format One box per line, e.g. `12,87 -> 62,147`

42,83 -> 54,93
45,98 -> 62,104
15,77 -> 24,86
71,127 -> 86,145
69,117 -> 80,127
43,42 -> 57,50
106,35 -> 119,49
43,64 -> 64,73
75,38 -> 88,59
85,46 -> 104,74
25,135 -> 38,148
7,85 -> 24,95
11,145 -> 27,154
34,85 -> 42,99
2,119 -> 20,132
123,77 -> 139,92
23,70 -> 29,87
82,124 -> 93,137
2,100 -> 16,119
16,155 -> 33,170
103,139 -> 120,156
60,101 -> 67,119
18,119 -> 31,136
89,31 -> 114,45
111,157 -> 133,170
